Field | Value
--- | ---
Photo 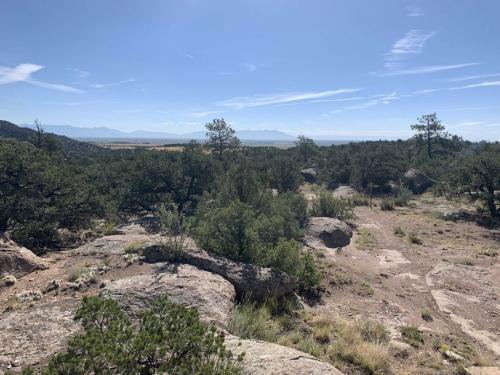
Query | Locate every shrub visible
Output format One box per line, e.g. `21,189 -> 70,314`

393,226 -> 405,236
393,187 -> 413,207
157,204 -> 188,261
401,325 -> 424,347
42,296 -> 242,374
356,229 -> 377,250
380,199 -> 394,211
311,192 -> 353,220
421,309 -> 433,322
407,232 -> 422,245
296,251 -> 322,293
228,302 -> 279,343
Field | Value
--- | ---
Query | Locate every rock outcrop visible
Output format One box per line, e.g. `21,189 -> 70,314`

301,168 -> 318,183
305,217 -> 353,249
142,243 -> 296,300
332,185 -> 358,198
0,299 -> 80,372
225,334 -> 345,375
101,264 -> 235,329
0,235 -> 49,278
465,367 -> 500,375
403,168 -> 433,194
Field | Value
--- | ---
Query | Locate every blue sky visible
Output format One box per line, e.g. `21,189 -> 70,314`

1,0 -> 499,140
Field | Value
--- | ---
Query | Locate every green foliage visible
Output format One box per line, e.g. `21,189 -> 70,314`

229,302 -> 280,343
204,118 -> 240,157
294,135 -> 318,164
380,199 -> 394,211
311,192 -> 353,220
42,296 -> 242,375
393,187 -> 413,206
400,325 -> 424,347
157,204 -> 188,261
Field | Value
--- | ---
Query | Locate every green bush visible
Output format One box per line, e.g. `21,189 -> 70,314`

380,199 -> 394,211
42,296 -> 242,375
311,192 -> 353,220
400,325 -> 424,347
393,187 -> 413,207
228,302 -> 279,343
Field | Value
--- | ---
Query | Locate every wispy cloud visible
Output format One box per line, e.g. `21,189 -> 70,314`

377,63 -> 479,77
188,110 -> 219,118
447,73 -> 500,82
218,88 -> 361,110
242,63 -> 258,73
324,92 -> 400,116
90,78 -> 136,89
0,63 -> 82,92
407,6 -> 424,17
70,68 -> 90,79
383,29 -> 436,69
453,80 -> 500,89
177,49 -> 195,60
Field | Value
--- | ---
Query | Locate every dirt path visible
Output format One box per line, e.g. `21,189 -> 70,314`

315,200 -> 500,362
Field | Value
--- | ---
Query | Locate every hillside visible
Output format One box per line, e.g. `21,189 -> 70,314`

0,121 -> 102,154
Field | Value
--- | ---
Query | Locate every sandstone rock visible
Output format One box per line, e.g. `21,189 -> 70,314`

101,264 -> 235,329
305,217 -> 353,249
403,168 -> 433,194
143,242 -> 296,300
332,185 -> 358,198
465,367 -> 500,375
301,168 -> 318,183
0,235 -> 48,278
225,334 -> 345,375
0,299 -> 80,372
3,275 -> 16,286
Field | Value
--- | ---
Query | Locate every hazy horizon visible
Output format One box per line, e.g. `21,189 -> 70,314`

1,1 -> 500,141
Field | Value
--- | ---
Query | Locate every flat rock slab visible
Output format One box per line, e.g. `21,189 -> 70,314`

0,235 -> 49,278
225,334 -> 345,375
101,264 -> 235,329
66,233 -> 160,256
427,264 -> 500,356
377,249 -> 411,268
465,367 -> 500,375
0,298 -> 80,372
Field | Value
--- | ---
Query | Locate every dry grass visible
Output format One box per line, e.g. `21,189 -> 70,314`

356,228 -> 378,250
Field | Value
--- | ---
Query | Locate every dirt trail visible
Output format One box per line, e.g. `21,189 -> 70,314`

315,201 -> 500,360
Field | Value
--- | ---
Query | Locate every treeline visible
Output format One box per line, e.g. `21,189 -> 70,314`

0,115 -> 498,256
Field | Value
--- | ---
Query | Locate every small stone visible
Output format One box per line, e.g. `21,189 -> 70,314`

3,275 -> 17,286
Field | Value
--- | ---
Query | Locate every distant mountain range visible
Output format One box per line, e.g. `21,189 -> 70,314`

21,124 -> 296,141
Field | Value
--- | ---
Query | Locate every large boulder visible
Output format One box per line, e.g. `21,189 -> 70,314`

142,242 -> 296,300
101,264 -> 235,329
301,168 -> 318,183
332,185 -> 358,198
403,168 -> 433,194
0,235 -> 49,278
0,299 -> 80,372
225,334 -> 345,375
305,217 -> 353,249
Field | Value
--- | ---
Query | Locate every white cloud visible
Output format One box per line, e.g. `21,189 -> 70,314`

453,80 -> 500,89
383,29 -> 436,69
218,88 -> 361,110
177,50 -> 195,60
377,63 -> 479,77
242,63 -> 257,73
189,110 -> 219,118
448,73 -> 500,82
0,63 -> 82,92
70,68 -> 90,79
407,6 -> 424,17
90,78 -> 136,89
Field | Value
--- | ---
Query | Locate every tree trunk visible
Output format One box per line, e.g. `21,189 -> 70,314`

427,130 -> 432,158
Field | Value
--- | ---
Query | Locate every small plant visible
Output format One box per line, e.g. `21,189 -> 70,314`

407,232 -> 422,245
401,325 -> 424,347
158,203 -> 189,261
124,241 -> 145,254
380,199 -> 394,211
311,192 -> 353,220
421,309 -> 433,322
102,220 -> 118,236
228,301 -> 279,343
393,187 -> 413,207
393,226 -> 405,236
355,282 -> 374,297
68,268 -> 83,282
356,229 -> 377,250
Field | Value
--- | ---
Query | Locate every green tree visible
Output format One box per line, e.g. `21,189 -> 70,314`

294,135 -> 317,164
411,113 -> 448,158
205,118 -> 240,157
43,296 -> 242,375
